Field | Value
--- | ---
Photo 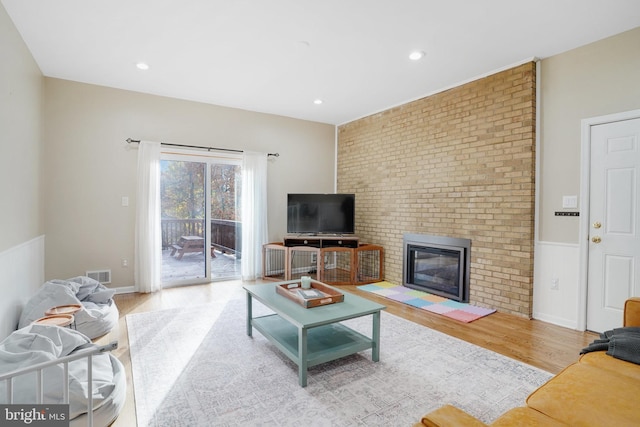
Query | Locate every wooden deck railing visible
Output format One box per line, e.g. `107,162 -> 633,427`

161,219 -> 204,248
161,219 -> 241,256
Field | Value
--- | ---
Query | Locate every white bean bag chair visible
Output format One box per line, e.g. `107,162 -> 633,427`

18,276 -> 119,339
0,324 -> 126,427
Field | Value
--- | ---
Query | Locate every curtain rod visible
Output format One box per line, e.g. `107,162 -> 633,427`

125,138 -> 279,157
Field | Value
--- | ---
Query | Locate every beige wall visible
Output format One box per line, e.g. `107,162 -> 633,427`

539,26 -> 640,243
0,3 -> 45,338
532,26 -> 640,329
0,4 -> 44,252
43,79 -> 335,287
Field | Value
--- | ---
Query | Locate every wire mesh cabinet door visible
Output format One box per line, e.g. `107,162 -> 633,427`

262,243 -> 289,281
319,247 -> 356,285
355,244 -> 384,285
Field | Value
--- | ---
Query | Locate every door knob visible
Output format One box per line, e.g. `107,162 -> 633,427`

591,236 -> 602,243
593,221 -> 602,229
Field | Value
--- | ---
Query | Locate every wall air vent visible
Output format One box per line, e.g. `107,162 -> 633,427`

85,269 -> 111,284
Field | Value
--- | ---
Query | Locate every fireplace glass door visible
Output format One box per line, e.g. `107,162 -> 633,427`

407,244 -> 464,301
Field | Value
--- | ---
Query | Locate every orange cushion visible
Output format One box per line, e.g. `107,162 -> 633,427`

579,351 -> 640,381
417,405 -> 487,427
527,363 -> 640,426
624,297 -> 640,327
492,407 -> 567,426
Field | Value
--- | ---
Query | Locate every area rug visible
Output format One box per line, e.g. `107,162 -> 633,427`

358,281 -> 496,323
127,298 -> 551,426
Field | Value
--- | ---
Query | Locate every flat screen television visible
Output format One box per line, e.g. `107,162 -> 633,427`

287,193 -> 355,235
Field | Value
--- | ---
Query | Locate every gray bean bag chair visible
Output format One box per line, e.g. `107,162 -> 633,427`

18,276 -> 119,339
0,324 -> 126,427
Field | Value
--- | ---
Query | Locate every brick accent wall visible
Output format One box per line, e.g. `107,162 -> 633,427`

337,62 -> 536,317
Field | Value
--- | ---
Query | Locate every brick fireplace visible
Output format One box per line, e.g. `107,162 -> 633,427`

337,62 -> 536,317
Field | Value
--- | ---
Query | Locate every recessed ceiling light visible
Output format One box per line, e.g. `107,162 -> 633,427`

409,51 -> 425,61
313,99 -> 323,105
136,62 -> 150,70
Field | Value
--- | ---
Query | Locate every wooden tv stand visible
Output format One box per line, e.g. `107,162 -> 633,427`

283,234 -> 359,248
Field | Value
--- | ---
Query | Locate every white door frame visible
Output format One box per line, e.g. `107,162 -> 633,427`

578,108 -> 640,330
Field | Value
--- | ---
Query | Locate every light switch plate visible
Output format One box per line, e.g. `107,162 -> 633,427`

562,195 -> 577,209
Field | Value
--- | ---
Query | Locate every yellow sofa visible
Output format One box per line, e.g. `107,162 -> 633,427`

415,297 -> 640,427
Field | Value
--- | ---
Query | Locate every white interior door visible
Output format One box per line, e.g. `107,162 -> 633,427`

587,117 -> 640,333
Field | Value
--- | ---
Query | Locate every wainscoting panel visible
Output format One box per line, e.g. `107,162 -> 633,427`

0,235 -> 45,340
533,241 -> 581,329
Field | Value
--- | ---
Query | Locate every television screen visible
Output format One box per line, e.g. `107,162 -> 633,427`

287,193 -> 355,234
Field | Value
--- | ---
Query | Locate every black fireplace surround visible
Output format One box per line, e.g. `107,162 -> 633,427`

403,234 -> 471,303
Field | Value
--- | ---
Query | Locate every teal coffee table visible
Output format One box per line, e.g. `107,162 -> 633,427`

244,282 -> 385,387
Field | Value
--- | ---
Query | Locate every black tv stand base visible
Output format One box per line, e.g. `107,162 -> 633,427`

283,234 -> 359,248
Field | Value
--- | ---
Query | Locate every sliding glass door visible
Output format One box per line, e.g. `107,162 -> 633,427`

160,150 -> 242,287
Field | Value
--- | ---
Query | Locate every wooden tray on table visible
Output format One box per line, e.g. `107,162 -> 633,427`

276,279 -> 344,308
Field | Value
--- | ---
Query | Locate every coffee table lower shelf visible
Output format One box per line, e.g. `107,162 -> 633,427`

251,314 -> 375,385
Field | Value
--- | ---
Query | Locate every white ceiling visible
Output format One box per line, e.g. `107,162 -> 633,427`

3,0 -> 640,125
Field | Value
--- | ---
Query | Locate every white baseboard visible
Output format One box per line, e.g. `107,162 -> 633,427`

532,311 -> 579,330
114,286 -> 136,294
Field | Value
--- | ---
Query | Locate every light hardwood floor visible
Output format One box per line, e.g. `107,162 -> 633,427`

102,280 -> 598,426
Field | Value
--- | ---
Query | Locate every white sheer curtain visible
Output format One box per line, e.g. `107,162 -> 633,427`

135,141 -> 162,293
241,151 -> 268,280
